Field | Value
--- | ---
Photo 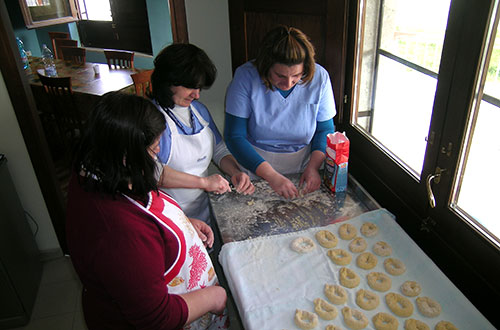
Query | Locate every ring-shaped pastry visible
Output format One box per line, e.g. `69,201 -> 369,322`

349,237 -> 367,253
366,272 -> 392,292
315,230 -> 338,248
339,223 -> 357,240
416,296 -> 442,318
326,326 -> 343,330
313,298 -> 338,320
294,309 -> 319,330
341,306 -> 369,330
372,312 -> 399,330
385,292 -> 414,317
327,248 -> 352,265
435,321 -> 458,330
290,237 -> 316,253
355,289 -> 380,310
360,222 -> 378,237
372,241 -> 392,257
339,267 -> 360,288
400,280 -> 422,297
384,257 -> 406,275
404,318 -> 430,330
356,252 -> 378,270
324,284 -> 348,305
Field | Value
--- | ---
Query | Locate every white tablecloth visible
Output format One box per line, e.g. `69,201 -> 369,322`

219,209 -> 494,329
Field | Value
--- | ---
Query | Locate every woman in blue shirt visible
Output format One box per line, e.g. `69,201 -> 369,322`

225,25 -> 336,199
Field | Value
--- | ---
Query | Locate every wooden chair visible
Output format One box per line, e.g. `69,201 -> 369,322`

104,50 -> 135,69
48,31 -> 70,59
131,69 -> 153,97
54,39 -> 78,60
60,46 -> 86,65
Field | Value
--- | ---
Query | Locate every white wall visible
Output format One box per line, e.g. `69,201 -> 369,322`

184,0 -> 232,132
0,71 -> 60,254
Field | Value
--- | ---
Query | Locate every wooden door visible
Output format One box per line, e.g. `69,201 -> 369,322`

228,0 -> 349,124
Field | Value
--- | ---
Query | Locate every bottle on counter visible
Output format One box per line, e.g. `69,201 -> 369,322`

41,44 -> 57,77
16,37 -> 29,70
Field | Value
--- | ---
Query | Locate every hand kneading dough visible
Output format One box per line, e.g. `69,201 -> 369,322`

291,237 -> 316,253
339,223 -> 357,240
385,292 -> 414,317
416,296 -> 442,318
339,267 -> 361,288
404,318 -> 430,330
372,312 -> 399,330
294,309 -> 318,330
327,248 -> 352,265
315,230 -> 338,248
435,321 -> 458,330
324,284 -> 348,304
313,298 -> 338,320
341,307 -> 369,330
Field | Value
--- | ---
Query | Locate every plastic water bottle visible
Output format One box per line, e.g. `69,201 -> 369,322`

41,44 -> 57,77
16,37 -> 29,70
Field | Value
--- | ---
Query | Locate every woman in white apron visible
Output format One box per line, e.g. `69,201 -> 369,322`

151,43 -> 254,225
225,25 -> 336,200
66,92 -> 229,330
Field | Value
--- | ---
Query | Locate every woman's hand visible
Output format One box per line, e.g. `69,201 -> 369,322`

299,167 -> 322,194
268,173 -> 299,199
190,218 -> 214,248
231,172 -> 255,195
202,174 -> 231,194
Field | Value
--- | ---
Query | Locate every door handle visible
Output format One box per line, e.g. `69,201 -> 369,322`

426,167 -> 446,208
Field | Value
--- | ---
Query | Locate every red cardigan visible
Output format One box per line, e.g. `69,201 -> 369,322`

66,175 -> 188,329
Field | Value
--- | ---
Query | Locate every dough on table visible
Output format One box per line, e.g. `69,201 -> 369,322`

404,318 -> 430,330
355,289 -> 380,310
324,284 -> 348,305
360,222 -> 378,237
294,309 -> 318,330
383,257 -> 406,275
366,272 -> 392,292
372,241 -> 392,257
341,306 -> 369,330
339,267 -> 361,288
325,326 -> 343,330
435,320 -> 458,330
338,223 -> 357,240
356,252 -> 378,270
315,229 -> 338,248
416,296 -> 442,318
385,292 -> 414,317
400,280 -> 422,297
327,248 -> 352,265
349,237 -> 367,253
290,237 -> 316,253
313,297 -> 338,320
372,312 -> 398,330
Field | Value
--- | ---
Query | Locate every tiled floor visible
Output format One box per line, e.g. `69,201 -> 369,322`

8,255 -> 243,330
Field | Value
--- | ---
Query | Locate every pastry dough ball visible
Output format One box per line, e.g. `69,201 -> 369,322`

416,296 -> 442,318
327,248 -> 352,265
384,258 -> 406,275
339,267 -> 361,288
404,318 -> 430,330
349,237 -> 367,253
366,272 -> 392,292
400,280 -> 422,297
291,237 -> 316,253
372,312 -> 399,330
324,284 -> 348,305
435,321 -> 458,330
372,241 -> 392,257
360,222 -> 378,237
385,292 -> 414,317
315,230 -> 338,248
313,298 -> 338,320
341,306 -> 369,330
338,223 -> 357,240
326,326 -> 343,330
355,289 -> 380,310
294,309 -> 319,330
356,252 -> 378,270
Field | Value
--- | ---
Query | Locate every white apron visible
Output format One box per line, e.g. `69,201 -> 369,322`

242,144 -> 311,180
125,191 -> 228,330
161,106 -> 214,222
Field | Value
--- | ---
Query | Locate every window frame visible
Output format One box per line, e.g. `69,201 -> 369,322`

17,0 -> 79,29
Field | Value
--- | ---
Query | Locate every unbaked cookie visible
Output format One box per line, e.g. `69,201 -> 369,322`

339,267 -> 360,288
324,284 -> 348,305
356,252 -> 378,270
338,223 -> 357,240
355,289 -> 380,310
327,248 -> 352,265
372,312 -> 398,330
294,309 -> 319,330
290,237 -> 316,253
313,298 -> 338,320
360,222 -> 378,237
366,272 -> 392,292
341,306 -> 369,330
404,318 -> 430,330
315,230 -> 338,248
401,280 -> 422,297
385,292 -> 414,317
384,258 -> 406,275
349,237 -> 367,253
326,326 -> 343,330
416,296 -> 442,318
435,321 -> 458,330
372,241 -> 392,257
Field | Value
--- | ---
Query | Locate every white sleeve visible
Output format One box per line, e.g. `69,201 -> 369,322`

212,139 -> 232,167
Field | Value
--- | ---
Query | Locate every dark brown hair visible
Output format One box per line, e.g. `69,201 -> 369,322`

254,25 -> 316,90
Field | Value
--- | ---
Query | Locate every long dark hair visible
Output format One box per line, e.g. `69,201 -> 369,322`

151,43 -> 217,108
73,92 -> 165,200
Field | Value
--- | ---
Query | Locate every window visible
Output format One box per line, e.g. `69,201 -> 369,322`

18,0 -> 78,28
77,0 -> 153,55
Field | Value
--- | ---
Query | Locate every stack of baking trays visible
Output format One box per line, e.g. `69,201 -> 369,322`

218,209 -> 495,330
